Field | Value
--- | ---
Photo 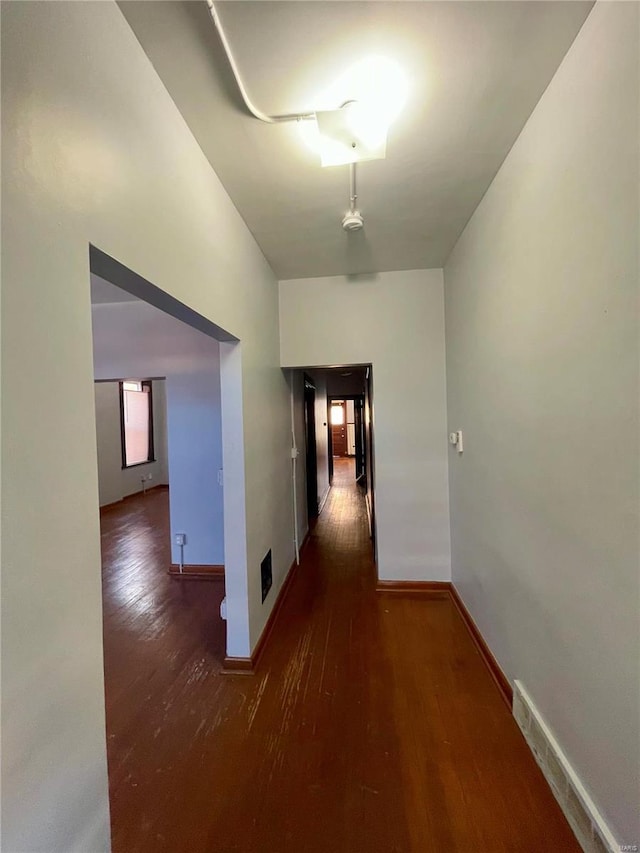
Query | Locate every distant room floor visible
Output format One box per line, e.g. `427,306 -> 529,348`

100,460 -> 578,852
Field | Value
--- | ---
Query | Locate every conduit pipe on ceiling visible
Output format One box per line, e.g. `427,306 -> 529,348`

205,0 -> 362,228
205,0 -> 314,125
349,163 -> 357,214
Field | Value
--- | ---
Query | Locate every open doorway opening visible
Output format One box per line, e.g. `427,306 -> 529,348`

328,397 -> 365,477
296,365 -> 376,556
91,272 -> 226,577
88,247 -> 255,844
89,245 -> 250,659
328,398 -> 360,501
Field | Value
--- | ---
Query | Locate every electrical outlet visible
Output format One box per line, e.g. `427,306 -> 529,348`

147,473 -> 152,480
175,533 -> 187,546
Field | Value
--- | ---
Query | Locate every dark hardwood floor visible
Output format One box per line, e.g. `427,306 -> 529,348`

101,461 -> 579,852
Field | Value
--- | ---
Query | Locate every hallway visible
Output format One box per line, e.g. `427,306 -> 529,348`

102,461 -> 578,852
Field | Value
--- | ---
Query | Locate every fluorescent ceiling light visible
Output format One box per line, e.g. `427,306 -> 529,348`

315,102 -> 387,167
297,55 -> 409,165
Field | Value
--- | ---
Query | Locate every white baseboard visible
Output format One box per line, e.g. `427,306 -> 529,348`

513,680 -> 619,853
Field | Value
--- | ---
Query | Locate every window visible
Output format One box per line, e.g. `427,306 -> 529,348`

119,380 -> 154,468
330,402 -> 345,425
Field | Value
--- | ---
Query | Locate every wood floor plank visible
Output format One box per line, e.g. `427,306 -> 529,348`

102,459 -> 579,852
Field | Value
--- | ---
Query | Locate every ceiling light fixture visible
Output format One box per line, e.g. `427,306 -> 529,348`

315,100 -> 386,168
205,0 -> 407,230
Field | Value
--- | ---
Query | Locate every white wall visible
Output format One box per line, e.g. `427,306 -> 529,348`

280,270 -> 451,581
287,370 -> 309,550
1,3 -> 295,849
166,370 -> 224,566
309,370 -> 330,509
94,380 -> 168,507
443,3 -> 639,844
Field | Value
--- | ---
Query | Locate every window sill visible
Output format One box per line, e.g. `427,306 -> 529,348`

122,460 -> 157,471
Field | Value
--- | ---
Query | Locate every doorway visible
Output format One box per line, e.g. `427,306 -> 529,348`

327,395 -> 365,483
299,365 -> 376,555
89,246 -> 249,656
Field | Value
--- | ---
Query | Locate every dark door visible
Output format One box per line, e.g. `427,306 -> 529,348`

304,377 -> 318,518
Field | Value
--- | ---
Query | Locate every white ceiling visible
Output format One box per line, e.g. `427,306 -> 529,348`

90,275 -> 140,304
91,275 -> 220,379
119,1 -> 593,280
